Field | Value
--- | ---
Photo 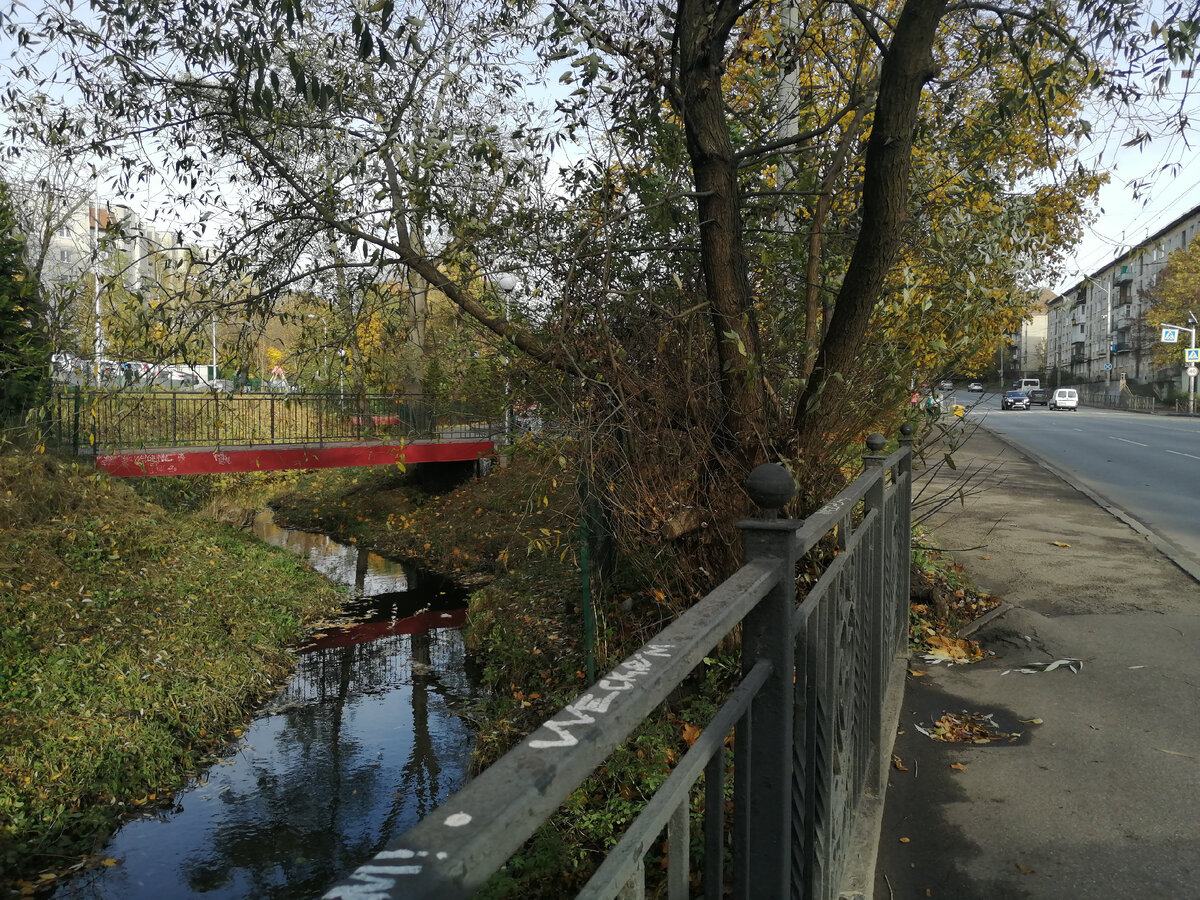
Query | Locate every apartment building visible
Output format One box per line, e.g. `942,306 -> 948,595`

42,198 -> 192,291
1047,203 -> 1200,394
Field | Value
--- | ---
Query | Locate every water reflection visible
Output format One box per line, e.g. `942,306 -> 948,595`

55,515 -> 476,900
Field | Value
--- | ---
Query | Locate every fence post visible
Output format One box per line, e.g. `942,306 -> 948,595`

71,386 -> 81,457
896,422 -> 915,645
736,463 -> 801,898
861,434 -> 888,794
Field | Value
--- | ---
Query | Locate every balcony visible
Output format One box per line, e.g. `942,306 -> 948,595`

1113,265 -> 1134,285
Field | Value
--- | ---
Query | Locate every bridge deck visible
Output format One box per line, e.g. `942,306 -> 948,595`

95,439 -> 495,477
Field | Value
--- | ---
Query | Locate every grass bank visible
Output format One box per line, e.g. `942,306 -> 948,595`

0,452 -> 343,893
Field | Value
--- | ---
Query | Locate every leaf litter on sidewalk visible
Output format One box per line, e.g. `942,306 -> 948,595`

1000,657 -> 1083,675
915,710 -> 1020,744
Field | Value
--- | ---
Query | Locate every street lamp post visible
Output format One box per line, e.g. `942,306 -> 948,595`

307,314 -> 328,386
1081,274 -> 1113,391
496,274 -> 518,447
1105,278 -> 1113,391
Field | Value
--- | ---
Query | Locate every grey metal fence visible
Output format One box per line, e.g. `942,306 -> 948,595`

323,429 -> 914,900
46,387 -> 499,453
1079,388 -> 1160,413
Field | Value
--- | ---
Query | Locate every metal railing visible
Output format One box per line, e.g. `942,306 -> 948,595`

323,429 -> 914,900
44,387 -> 500,453
1079,388 -> 1160,414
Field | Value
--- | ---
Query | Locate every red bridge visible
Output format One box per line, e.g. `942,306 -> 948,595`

48,389 -> 499,477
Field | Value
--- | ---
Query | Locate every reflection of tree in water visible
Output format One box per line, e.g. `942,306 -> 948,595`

178,628 -> 476,896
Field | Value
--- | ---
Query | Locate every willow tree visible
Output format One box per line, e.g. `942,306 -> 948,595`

3,0 -> 1194,581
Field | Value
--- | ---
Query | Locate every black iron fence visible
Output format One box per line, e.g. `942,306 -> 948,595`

44,387 -> 500,453
323,429 -> 914,900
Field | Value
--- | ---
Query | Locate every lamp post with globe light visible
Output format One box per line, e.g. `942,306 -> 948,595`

495,274 -> 519,446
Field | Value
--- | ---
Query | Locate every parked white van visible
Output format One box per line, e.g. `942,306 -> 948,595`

1049,388 -> 1078,411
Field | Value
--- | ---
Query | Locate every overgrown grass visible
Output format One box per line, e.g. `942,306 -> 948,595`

0,452 -> 342,892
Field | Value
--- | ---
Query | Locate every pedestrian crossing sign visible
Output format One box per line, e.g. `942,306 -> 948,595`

1161,327 -> 1179,342
1186,348 -> 1200,363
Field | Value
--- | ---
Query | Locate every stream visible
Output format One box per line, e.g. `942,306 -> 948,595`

54,511 -> 479,899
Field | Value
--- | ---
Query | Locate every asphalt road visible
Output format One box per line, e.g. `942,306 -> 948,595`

947,392 -> 1200,577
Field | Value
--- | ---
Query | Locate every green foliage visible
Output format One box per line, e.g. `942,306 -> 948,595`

1146,234 -> 1200,368
0,178 -> 49,429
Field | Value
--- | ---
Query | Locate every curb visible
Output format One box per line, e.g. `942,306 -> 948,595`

955,600 -> 1010,638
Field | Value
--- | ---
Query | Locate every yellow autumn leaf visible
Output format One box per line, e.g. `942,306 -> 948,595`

1049,541 -> 1071,548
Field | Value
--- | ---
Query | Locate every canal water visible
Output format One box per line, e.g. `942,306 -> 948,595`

54,512 -> 477,899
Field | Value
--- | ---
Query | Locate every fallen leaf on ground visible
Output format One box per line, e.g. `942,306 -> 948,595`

1017,864 -> 1035,874
1002,658 -> 1082,675
950,762 -> 968,771
892,755 -> 909,772
908,669 -> 927,677
916,710 -> 1019,744
899,837 -> 911,843
1049,541 -> 1070,548
922,633 -> 986,665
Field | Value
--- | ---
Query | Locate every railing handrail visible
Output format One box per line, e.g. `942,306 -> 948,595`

44,387 -> 504,453
324,432 -> 915,900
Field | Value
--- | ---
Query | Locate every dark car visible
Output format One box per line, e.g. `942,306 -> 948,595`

1028,388 -> 1049,406
1001,390 -> 1030,410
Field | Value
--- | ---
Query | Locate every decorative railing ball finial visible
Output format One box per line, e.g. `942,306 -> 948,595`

866,433 -> 887,453
745,463 -> 795,520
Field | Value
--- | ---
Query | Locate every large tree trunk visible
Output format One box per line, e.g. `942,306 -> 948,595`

794,0 -> 948,434
677,0 -> 769,458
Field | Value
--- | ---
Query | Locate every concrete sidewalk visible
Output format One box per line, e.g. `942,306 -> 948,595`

872,426 -> 1200,899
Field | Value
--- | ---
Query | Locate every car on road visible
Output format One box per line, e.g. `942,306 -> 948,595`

1001,390 -> 1031,410
1028,388 -> 1049,406
939,380 -> 954,390
1049,388 -> 1079,411
967,382 -> 984,392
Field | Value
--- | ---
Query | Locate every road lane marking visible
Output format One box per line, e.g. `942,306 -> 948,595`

1109,436 -> 1149,447
1165,449 -> 1200,461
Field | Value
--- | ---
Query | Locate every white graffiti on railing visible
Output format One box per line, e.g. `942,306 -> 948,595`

322,848 -> 451,898
816,497 -> 850,517
213,452 -> 232,466
529,643 -> 675,749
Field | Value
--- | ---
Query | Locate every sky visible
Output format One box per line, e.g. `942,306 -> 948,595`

1054,70 -> 1200,292
6,5 -> 1200,299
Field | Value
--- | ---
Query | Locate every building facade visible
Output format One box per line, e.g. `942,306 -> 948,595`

42,199 -> 191,292
1047,204 -> 1200,393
